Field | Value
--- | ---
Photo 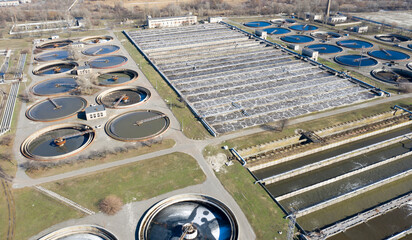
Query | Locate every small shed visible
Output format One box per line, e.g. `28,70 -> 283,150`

85,105 -> 106,120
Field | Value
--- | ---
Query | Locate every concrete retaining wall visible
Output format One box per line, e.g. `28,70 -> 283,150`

262,132 -> 412,184
249,120 -> 412,171
276,150 -> 412,201
295,168 -> 412,218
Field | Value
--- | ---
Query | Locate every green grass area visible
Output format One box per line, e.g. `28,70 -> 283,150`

43,152 -> 206,212
0,184 -> 8,238
204,98 -> 412,157
26,139 -> 176,178
13,187 -> 84,240
216,163 -> 288,240
114,31 -> 210,140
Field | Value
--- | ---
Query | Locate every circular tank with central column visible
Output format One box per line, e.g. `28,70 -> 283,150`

33,62 -> 77,76
31,77 -> 79,96
96,86 -> 150,108
21,123 -> 95,161
94,69 -> 138,87
105,110 -> 170,142
138,194 -> 239,240
38,225 -> 117,240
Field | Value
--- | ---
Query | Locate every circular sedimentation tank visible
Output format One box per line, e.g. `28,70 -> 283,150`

408,44 -> 412,50
289,24 -> 318,31
105,110 -> 169,142
35,50 -> 70,62
37,40 -> 73,50
305,44 -> 343,54
244,21 -> 271,28
21,123 -> 95,161
263,27 -> 291,35
33,62 -> 77,76
336,39 -> 373,49
82,45 -> 120,56
335,54 -> 378,67
81,36 -> 114,45
38,225 -> 117,240
371,68 -> 412,84
95,69 -> 138,86
96,86 -> 150,108
88,55 -> 128,69
375,34 -> 411,42
31,77 -> 78,96
26,96 -> 87,122
368,49 -> 410,61
311,31 -> 342,39
138,194 -> 238,240
280,35 -> 314,44
408,62 -> 412,71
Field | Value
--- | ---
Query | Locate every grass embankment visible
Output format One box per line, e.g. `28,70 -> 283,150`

8,188 -> 84,240
204,98 -> 412,157
43,152 -> 206,212
114,31 -> 210,140
217,163 -> 288,240
26,139 -> 176,178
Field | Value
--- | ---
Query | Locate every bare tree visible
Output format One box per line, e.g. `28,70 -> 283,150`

99,195 -> 123,215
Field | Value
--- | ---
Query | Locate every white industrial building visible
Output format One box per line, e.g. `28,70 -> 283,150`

327,15 -> 347,23
0,0 -> 31,7
147,15 -> 197,28
85,105 -> 106,120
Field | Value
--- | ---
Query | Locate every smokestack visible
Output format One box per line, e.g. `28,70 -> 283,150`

326,0 -> 331,18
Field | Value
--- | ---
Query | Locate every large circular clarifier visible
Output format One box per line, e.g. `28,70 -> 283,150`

105,110 -> 169,141
82,45 -> 120,56
81,36 -> 114,45
244,21 -> 271,28
375,34 -> 411,42
337,39 -> 373,49
38,225 -> 117,240
95,69 -> 138,86
35,50 -> 70,62
37,40 -> 73,50
335,54 -> 378,67
281,35 -> 314,44
21,123 -> 95,161
97,86 -> 150,108
371,68 -> 412,84
88,55 -> 128,69
138,194 -> 238,240
31,77 -> 78,96
310,31 -> 342,39
26,96 -> 87,122
263,27 -> 291,35
368,49 -> 410,61
289,24 -> 318,31
33,62 -> 77,75
306,44 -> 343,54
